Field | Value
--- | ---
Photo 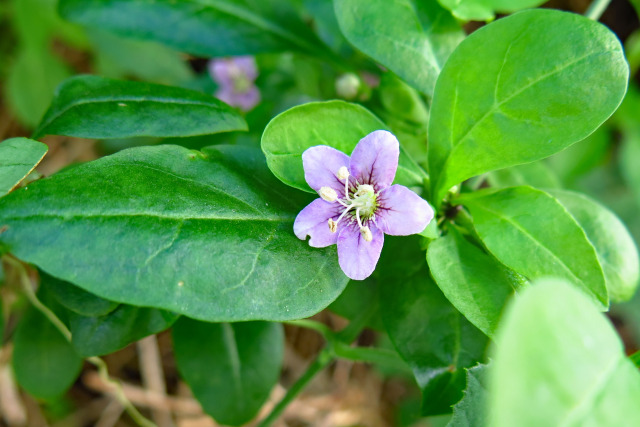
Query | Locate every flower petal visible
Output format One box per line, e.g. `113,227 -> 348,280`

232,56 -> 259,81
294,198 -> 342,248
337,221 -> 384,280
208,59 -> 234,86
349,130 -> 399,191
302,146 -> 350,194
376,185 -> 434,236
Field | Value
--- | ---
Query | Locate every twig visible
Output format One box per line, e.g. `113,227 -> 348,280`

0,364 -> 27,425
95,399 -> 125,427
137,335 -> 174,427
584,0 -> 611,21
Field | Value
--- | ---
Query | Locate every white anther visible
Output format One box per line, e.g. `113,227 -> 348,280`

337,166 -> 349,181
328,219 -> 338,233
319,186 -> 338,202
360,226 -> 372,242
355,184 -> 374,196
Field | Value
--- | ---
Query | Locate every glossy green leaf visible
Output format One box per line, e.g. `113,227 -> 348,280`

335,0 -> 462,96
490,278 -> 640,426
458,186 -> 608,308
7,47 -> 71,128
380,236 -> 488,415
41,272 -> 118,317
69,305 -> 179,357
329,277 -> 384,331
0,138 -> 48,196
549,189 -> 640,302
448,364 -> 489,427
33,75 -> 247,139
12,292 -> 82,400
173,319 -> 283,426
437,0 -> 546,21
486,161 -> 560,190
427,229 -> 519,337
428,9 -> 628,203
59,0 -> 324,57
0,145 -> 348,321
378,73 -> 430,127
261,100 -> 426,193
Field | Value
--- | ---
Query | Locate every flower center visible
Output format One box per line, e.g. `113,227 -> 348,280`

319,167 -> 378,242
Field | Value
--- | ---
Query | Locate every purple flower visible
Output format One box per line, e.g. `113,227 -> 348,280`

294,130 -> 434,280
208,56 -> 260,111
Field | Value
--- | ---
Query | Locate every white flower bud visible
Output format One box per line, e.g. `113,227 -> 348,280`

337,166 -> 349,181
360,226 -> 372,242
335,73 -> 361,100
319,186 -> 338,202
328,219 -> 338,233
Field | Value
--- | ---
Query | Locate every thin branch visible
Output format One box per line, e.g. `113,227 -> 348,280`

584,0 -> 611,20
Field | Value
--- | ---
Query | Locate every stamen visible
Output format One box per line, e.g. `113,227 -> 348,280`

355,208 -> 363,229
360,226 -> 373,242
337,166 -> 349,181
328,219 -> 338,233
319,186 -> 337,202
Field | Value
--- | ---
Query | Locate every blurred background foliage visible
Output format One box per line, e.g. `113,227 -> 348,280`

1,0 -> 640,425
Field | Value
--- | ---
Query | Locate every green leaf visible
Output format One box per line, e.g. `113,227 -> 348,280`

486,161 -> 560,190
33,75 -> 247,139
427,229 -> 518,338
549,189 -> 640,303
90,29 -> 193,84
69,305 -> 179,357
448,364 -> 489,427
0,138 -> 48,196
12,292 -> 82,400
173,319 -> 283,426
378,73 -> 430,127
437,0 -> 546,21
457,186 -> 608,308
490,278 -> 640,426
380,236 -> 488,415
334,0 -> 463,96
428,9 -> 628,203
0,145 -> 348,321
59,0 -> 324,57
329,277 -> 384,331
6,47 -> 72,128
41,271 -> 118,317
261,100 -> 426,193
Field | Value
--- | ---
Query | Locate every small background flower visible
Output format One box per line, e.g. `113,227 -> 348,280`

208,56 -> 260,111
294,130 -> 434,280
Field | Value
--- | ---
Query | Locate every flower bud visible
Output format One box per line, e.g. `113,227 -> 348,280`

335,73 -> 361,100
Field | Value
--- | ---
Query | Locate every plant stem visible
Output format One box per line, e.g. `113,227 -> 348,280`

4,256 -> 155,427
257,348 -> 332,427
584,0 -> 611,21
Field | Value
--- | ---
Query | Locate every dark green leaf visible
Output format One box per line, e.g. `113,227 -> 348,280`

380,236 -> 488,415
458,186 -> 607,308
69,305 -> 179,357
40,271 -> 118,317
0,138 -> 48,196
59,0 -> 324,57
427,229 -> 519,337
335,0 -> 463,96
490,278 -> 640,426
428,10 -> 628,203
261,100 -> 426,193
448,364 -> 489,427
12,291 -> 82,400
329,277 -> 384,331
549,189 -> 640,303
173,319 -> 283,426
437,0 -> 546,21
0,145 -> 348,321
33,75 -> 247,139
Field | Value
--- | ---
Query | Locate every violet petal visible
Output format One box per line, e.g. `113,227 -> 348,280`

294,199 -> 342,248
349,130 -> 399,191
302,146 -> 350,194
376,185 -> 434,236
337,221 -> 384,280
208,59 -> 234,86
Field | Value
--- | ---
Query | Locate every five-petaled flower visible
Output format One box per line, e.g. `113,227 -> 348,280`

294,130 -> 434,280
208,56 -> 260,111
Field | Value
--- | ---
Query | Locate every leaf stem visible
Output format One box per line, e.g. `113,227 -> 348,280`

584,0 -> 611,21
4,256 -> 155,427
